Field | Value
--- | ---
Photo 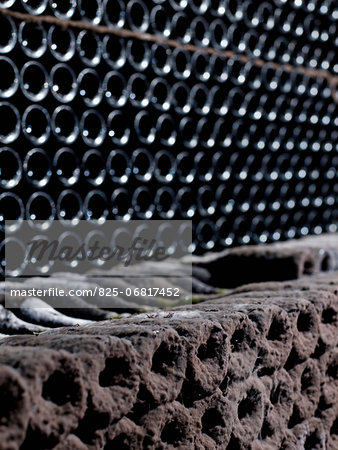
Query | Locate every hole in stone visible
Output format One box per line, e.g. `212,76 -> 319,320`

326,362 -> 338,380
303,259 -> 314,275
284,348 -> 303,371
238,388 -> 260,420
288,405 -> 303,428
143,436 -> 153,447
321,254 -> 330,271
230,328 -> 245,352
248,313 -> 264,332
74,395 -> 110,444
198,329 -> 222,360
315,395 -> 332,417
202,408 -> 225,440
267,316 -> 287,341
311,338 -> 326,359
161,420 -> 184,445
322,307 -> 336,324
128,385 -> 156,423
151,341 -> 179,376
42,370 -> 79,406
257,366 -> 275,377
104,434 -> 131,450
175,327 -> 190,337
331,417 -> 338,436
180,366 -> 209,407
0,380 -> 23,421
226,433 -> 241,449
20,425 -> 58,450
219,373 -> 230,393
270,383 -> 288,405
297,311 -> 313,332
181,378 -> 209,407
261,419 -> 273,439
304,431 -> 321,449
99,357 -> 131,387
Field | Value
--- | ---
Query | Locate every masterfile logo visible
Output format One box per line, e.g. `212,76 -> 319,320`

3,220 -> 192,277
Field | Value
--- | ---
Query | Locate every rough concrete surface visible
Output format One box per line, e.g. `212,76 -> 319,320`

0,235 -> 337,449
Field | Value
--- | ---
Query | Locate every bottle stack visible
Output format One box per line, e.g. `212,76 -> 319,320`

0,0 -> 336,255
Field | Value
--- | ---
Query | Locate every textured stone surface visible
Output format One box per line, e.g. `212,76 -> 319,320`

0,268 -> 337,449
0,234 -> 337,449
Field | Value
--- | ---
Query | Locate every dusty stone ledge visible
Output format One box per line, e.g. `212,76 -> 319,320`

0,268 -> 337,449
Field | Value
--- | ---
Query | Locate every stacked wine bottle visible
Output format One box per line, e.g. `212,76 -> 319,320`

0,0 -> 337,255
